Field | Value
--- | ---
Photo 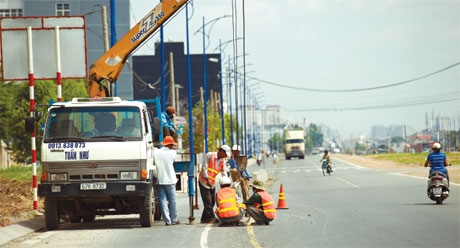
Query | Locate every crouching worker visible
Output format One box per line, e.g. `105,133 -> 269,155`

215,176 -> 245,226
243,179 -> 277,225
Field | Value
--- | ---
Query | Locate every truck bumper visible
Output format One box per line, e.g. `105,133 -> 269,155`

287,151 -> 305,157
38,181 -> 152,198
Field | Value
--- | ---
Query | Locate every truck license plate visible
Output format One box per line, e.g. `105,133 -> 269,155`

80,182 -> 106,190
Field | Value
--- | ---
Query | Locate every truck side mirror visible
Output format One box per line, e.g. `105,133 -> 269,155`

25,117 -> 35,133
35,111 -> 43,121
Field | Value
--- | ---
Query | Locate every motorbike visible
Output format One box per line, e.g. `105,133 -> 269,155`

256,154 -> 262,166
427,171 -> 449,204
322,159 -> 332,176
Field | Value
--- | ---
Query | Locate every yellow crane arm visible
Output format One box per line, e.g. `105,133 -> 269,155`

88,0 -> 189,97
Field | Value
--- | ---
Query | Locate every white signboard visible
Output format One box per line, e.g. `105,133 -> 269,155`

174,116 -> 187,125
0,16 -> 87,80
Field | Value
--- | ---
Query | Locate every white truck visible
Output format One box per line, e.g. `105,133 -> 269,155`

30,97 -> 161,230
284,129 -> 305,160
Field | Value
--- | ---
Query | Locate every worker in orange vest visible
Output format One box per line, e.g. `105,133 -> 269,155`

199,145 -> 232,224
243,179 -> 277,225
215,176 -> 245,226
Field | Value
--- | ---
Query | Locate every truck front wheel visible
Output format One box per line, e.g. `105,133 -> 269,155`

44,197 -> 60,230
139,186 -> 154,227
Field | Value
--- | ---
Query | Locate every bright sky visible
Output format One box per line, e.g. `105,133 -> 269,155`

130,0 -> 460,139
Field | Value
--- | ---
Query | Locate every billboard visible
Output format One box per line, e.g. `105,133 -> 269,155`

0,16 -> 87,80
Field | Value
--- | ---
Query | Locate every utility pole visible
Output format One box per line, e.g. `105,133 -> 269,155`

200,87 -> 205,153
169,52 -> 175,109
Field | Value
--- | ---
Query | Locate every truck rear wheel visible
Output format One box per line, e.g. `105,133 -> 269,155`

139,186 -> 154,227
44,197 -> 60,230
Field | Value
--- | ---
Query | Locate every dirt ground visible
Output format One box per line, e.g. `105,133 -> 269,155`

0,155 -> 458,228
0,178 -> 44,227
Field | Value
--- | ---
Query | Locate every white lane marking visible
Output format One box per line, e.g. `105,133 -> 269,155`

200,225 -> 212,248
335,176 -> 359,188
390,172 -> 460,186
333,158 -> 370,169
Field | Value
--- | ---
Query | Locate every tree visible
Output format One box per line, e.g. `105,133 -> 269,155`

0,82 -> 16,146
306,123 -> 323,147
391,136 -> 404,143
182,100 -> 240,153
267,132 -> 284,153
2,79 -> 87,164
354,141 -> 366,152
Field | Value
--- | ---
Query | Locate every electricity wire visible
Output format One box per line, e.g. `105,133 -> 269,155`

249,61 -> 460,92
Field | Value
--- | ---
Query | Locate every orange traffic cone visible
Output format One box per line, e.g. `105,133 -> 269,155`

276,184 -> 289,209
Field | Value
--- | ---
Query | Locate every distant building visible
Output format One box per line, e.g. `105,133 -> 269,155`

370,124 -> 405,139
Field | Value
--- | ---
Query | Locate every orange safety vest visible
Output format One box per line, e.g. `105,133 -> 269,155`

254,191 -> 277,219
215,187 -> 240,218
199,152 -> 224,187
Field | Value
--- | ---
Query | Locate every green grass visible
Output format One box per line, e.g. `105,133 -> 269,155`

365,152 -> 460,166
0,165 -> 42,182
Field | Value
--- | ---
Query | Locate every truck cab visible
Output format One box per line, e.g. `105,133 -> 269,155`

37,97 -> 159,230
284,129 -> 305,160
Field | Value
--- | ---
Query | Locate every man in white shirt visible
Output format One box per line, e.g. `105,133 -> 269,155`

154,136 -> 179,225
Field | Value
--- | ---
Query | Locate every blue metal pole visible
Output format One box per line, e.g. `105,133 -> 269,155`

110,0 -> 117,96
185,2 -> 195,221
202,16 -> 208,153
186,3 -> 194,154
160,1 -> 165,112
228,56 -> 234,146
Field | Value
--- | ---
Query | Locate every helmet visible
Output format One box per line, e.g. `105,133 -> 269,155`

161,136 -> 177,146
232,145 -> 241,151
432,143 -> 441,150
220,145 -> 232,157
219,176 -> 232,186
166,106 -> 176,115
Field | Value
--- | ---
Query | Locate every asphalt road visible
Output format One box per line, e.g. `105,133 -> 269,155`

2,155 -> 459,248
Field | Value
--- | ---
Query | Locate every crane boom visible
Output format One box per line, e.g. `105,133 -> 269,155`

88,0 -> 189,97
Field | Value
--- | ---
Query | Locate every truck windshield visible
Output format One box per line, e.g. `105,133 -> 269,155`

286,139 -> 304,144
44,106 -> 142,142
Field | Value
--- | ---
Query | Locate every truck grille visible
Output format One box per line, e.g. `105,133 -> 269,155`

47,161 -> 141,181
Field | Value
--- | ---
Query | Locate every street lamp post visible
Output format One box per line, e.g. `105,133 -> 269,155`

231,61 -> 252,153
201,16 -> 208,153
239,70 -> 255,156
245,82 -> 261,156
218,39 -> 225,145
194,15 -> 231,153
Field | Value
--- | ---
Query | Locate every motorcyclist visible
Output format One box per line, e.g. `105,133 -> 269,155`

320,150 -> 333,172
424,143 -> 449,182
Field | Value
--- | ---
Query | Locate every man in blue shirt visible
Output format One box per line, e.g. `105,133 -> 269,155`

424,142 -> 449,181
228,145 -> 251,179
161,106 -> 177,142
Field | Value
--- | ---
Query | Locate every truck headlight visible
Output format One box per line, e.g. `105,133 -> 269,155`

50,173 -> 67,181
120,171 -> 138,180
